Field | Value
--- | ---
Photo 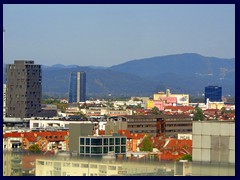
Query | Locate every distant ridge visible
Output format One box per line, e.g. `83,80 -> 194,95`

3,53 -> 235,98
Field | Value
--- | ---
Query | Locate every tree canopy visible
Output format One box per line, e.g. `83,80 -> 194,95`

193,106 -> 204,121
140,136 -> 153,152
177,154 -> 192,161
29,144 -> 41,153
151,107 -> 163,115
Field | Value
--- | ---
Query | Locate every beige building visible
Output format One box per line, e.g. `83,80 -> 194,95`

206,99 -> 225,109
36,158 -> 123,176
35,156 -> 175,176
153,89 -> 189,106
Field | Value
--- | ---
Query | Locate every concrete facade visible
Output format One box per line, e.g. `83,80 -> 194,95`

192,121 -> 235,164
69,123 -> 94,155
6,60 -> 42,118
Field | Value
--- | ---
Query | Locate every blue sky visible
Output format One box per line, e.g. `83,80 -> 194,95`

3,4 -> 235,67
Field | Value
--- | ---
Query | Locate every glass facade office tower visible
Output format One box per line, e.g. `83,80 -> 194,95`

204,86 -> 222,104
6,60 -> 42,118
68,72 -> 86,103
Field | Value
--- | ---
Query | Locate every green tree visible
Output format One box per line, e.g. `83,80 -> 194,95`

151,107 -> 163,115
177,154 -> 192,161
221,107 -> 227,115
193,106 -> 204,121
140,136 -> 153,152
29,144 -> 41,153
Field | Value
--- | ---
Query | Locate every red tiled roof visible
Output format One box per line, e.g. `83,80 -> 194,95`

118,130 -> 145,139
164,106 -> 194,111
204,109 -> 219,112
162,139 -> 192,155
159,152 -> 183,161
4,131 -> 69,142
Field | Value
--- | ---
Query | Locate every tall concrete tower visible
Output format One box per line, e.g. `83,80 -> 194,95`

68,71 -> 86,103
6,60 -> 42,118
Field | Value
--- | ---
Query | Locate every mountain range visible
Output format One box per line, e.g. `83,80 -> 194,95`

3,53 -> 235,98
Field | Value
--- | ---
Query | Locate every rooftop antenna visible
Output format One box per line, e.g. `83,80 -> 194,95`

3,28 -> 5,65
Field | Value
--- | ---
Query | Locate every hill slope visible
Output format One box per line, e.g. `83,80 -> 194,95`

3,53 -> 235,98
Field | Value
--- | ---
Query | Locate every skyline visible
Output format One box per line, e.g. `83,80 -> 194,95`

3,4 -> 235,67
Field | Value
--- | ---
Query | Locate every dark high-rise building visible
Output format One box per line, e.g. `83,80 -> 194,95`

6,60 -> 42,118
204,85 -> 222,104
68,71 -> 86,103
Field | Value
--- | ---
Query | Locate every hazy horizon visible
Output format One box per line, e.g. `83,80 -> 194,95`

3,4 -> 235,67
3,52 -> 235,67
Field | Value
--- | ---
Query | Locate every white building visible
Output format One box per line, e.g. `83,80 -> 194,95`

29,118 -> 94,130
178,134 -> 192,140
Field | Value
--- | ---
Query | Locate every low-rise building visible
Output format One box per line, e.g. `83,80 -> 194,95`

3,131 -> 69,151
35,157 -> 123,176
29,118 -> 95,130
107,114 -> 192,138
69,123 -> 127,157
153,89 -> 189,106
79,135 -> 127,157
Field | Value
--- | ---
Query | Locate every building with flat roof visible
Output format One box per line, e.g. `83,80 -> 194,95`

153,89 -> 189,106
107,115 -> 192,138
68,71 -> 86,103
79,135 -> 126,157
69,123 -> 126,157
5,60 -> 42,118
204,86 -> 222,104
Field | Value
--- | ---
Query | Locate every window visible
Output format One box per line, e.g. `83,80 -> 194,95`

91,138 -> 102,145
91,147 -> 102,154
63,163 -> 71,167
104,138 -> 108,145
80,138 -> 84,145
109,146 -> 114,152
108,166 -> 117,170
86,138 -> 90,145
38,161 -> 44,165
121,146 -> 126,153
81,164 -> 89,168
90,164 -> 97,169
80,146 -> 84,153
115,138 -> 120,145
110,138 -> 114,145
104,147 -> 108,153
72,163 -> 80,167
115,146 -> 120,153
121,138 -> 126,144
54,167 -> 61,171
46,162 -> 52,166
86,147 -> 90,153
33,123 -> 39,127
